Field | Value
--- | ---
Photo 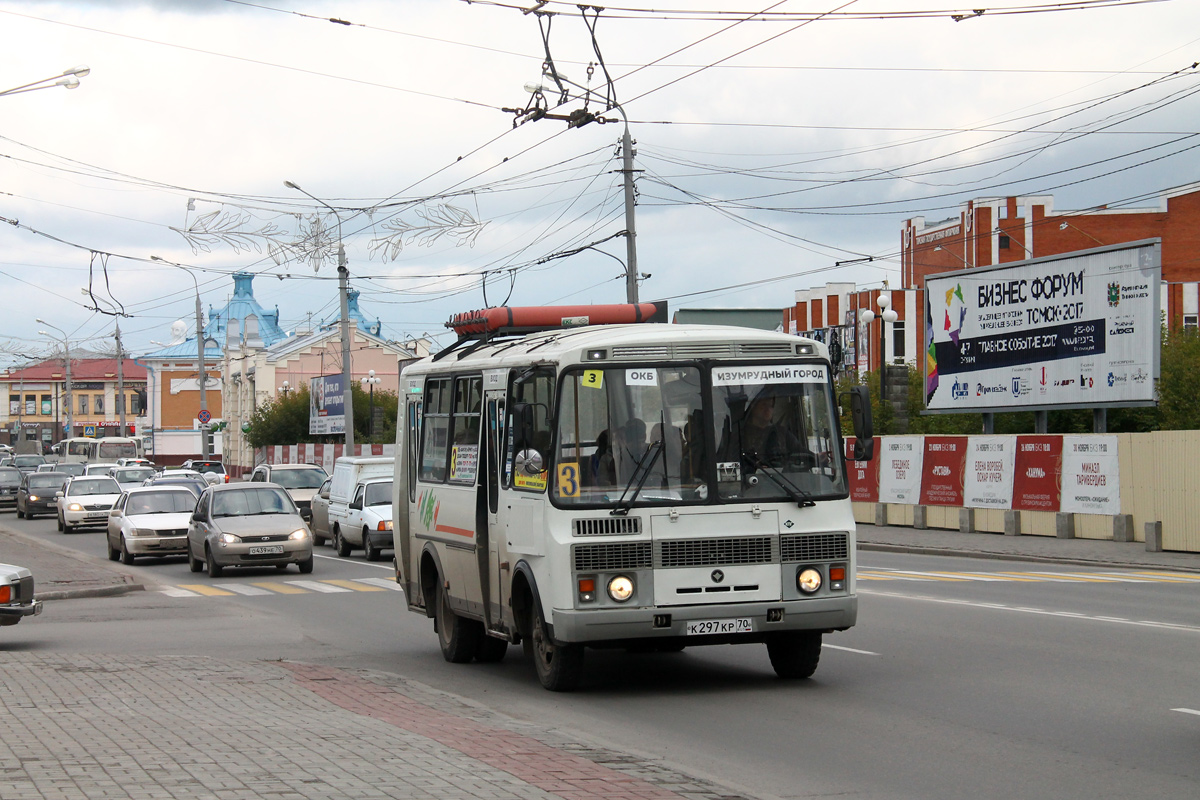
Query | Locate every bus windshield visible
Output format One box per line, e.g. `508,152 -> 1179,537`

553,362 -> 845,507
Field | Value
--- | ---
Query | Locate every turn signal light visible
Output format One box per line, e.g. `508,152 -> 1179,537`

830,567 -> 846,581
578,577 -> 595,603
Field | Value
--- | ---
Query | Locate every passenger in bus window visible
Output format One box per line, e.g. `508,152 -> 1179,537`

740,396 -> 805,468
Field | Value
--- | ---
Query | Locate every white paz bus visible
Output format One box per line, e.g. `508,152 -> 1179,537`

392,303 -> 874,691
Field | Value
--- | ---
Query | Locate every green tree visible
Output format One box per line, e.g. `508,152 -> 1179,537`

1157,325 -> 1200,430
244,383 -> 401,448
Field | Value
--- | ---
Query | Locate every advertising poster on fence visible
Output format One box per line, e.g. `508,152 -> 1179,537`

845,437 -> 880,503
1012,435 -> 1063,511
925,241 -> 1160,412
964,436 -> 1016,509
919,436 -> 967,506
878,436 -> 924,504
1060,435 -> 1120,514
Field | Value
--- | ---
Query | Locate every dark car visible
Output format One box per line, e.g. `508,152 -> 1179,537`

17,472 -> 68,520
14,454 -> 47,475
0,466 -> 22,510
183,460 -> 228,483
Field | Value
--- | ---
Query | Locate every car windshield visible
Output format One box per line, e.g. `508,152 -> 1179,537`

152,480 -> 204,497
190,462 -> 225,474
28,475 -> 66,489
364,481 -> 392,506
709,363 -> 845,502
15,456 -> 45,467
114,468 -> 156,484
86,464 -> 118,475
126,491 -> 196,515
212,488 -> 295,517
0,467 -> 21,482
270,467 -> 327,489
68,478 -> 121,496
55,463 -> 87,476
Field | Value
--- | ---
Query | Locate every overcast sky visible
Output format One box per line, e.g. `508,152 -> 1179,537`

1,0 -> 1197,363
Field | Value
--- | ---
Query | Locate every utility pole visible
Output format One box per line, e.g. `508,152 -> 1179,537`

197,288 -> 209,459
115,321 -> 125,432
620,122 -> 639,304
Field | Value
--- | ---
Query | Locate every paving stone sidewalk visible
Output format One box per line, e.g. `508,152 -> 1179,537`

0,653 -> 754,800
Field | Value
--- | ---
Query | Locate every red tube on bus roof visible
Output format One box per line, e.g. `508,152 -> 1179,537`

446,303 -> 666,335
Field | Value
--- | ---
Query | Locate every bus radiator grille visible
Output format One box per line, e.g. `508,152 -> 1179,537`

573,542 -> 653,572
656,536 -> 774,568
779,533 -> 849,563
572,517 -> 641,536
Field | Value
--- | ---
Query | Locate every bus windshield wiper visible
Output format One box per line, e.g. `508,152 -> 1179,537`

747,454 -> 816,508
610,440 -> 664,516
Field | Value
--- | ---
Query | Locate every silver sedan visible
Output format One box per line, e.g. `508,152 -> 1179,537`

187,483 -> 314,578
106,487 -> 198,565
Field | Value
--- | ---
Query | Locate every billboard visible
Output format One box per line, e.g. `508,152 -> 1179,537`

309,374 -> 346,435
925,240 -> 1160,412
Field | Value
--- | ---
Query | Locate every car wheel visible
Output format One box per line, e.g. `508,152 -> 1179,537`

363,529 -> 381,562
312,533 -> 326,547
205,545 -> 223,578
120,539 -> 136,566
17,506 -> 24,519
188,544 -> 204,573
435,579 -> 480,664
27,511 -> 36,520
56,513 -> 63,532
334,526 -> 351,558
107,537 -> 120,562
525,600 -> 584,692
297,555 -> 314,574
63,519 -> 74,533
765,632 -> 822,679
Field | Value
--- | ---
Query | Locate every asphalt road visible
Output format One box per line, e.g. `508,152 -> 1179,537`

5,511 -> 1198,800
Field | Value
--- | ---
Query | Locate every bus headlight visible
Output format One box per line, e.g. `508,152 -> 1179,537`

607,575 -> 635,603
797,568 -> 822,594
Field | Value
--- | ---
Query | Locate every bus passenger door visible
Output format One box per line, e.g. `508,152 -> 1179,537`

481,390 -> 506,633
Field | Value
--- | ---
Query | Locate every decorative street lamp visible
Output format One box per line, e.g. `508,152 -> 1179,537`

278,381 -> 291,398
360,369 -> 381,438
857,293 -> 898,427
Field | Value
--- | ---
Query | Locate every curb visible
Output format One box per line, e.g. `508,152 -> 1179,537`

36,582 -> 146,601
858,541 -> 1200,574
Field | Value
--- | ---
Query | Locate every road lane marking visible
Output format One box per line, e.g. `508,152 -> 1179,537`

1171,708 -> 1200,716
321,579 -> 385,592
160,587 -> 200,598
860,567 -> 1200,584
355,577 -> 405,592
861,588 -> 1200,634
250,581 -> 309,594
177,584 -> 235,596
825,644 -> 880,656
286,580 -> 352,593
313,552 -> 394,570
212,583 -> 273,596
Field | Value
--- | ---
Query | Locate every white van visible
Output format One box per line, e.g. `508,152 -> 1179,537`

327,457 -> 394,556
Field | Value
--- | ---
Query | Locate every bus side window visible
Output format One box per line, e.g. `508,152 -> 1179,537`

407,398 -> 420,501
419,378 -> 452,482
449,376 -> 483,485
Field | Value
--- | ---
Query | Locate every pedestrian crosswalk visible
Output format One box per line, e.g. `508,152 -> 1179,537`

160,577 -> 403,598
859,568 -> 1200,584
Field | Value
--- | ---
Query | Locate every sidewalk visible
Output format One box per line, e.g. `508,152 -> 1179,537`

0,653 -> 748,800
858,523 -> 1200,573
0,524 -> 144,600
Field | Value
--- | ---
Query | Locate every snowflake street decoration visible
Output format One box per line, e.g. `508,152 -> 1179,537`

171,209 -> 296,264
367,204 -> 487,262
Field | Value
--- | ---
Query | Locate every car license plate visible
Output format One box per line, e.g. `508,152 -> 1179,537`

249,545 -> 284,555
686,618 -> 753,636
87,511 -> 108,519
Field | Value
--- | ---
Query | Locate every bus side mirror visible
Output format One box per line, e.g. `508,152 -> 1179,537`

846,385 -> 875,461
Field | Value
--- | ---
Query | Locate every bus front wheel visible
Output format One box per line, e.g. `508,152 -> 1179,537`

766,631 -> 822,679
525,603 -> 583,692
435,581 -> 479,663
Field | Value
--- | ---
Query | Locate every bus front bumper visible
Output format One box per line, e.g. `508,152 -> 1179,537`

550,595 -> 856,645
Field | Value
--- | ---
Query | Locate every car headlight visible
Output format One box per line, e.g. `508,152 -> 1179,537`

797,568 -> 823,594
28,494 -> 39,502
288,529 -> 308,540
376,520 -> 393,531
67,503 -> 83,512
607,575 -> 635,603
218,533 -> 242,545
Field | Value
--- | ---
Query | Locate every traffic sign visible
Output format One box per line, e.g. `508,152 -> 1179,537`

197,409 -> 212,424
83,425 -> 96,437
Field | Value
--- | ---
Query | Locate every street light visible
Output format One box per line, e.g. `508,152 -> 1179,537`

284,180 -> 354,452
151,256 -> 211,459
360,369 -> 381,439
858,293 -> 898,425
933,245 -> 970,267
36,320 -> 73,439
1,65 -> 90,98
279,381 -> 291,397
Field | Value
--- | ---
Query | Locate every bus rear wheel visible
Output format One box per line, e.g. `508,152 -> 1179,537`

766,631 -> 822,679
525,603 -> 583,692
435,581 -> 479,663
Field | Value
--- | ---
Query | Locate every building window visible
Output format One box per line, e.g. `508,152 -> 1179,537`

79,395 -> 88,415
41,395 -> 52,415
1184,314 -> 1198,332
131,392 -> 141,415
25,395 -> 35,415
893,327 -> 906,364
9,395 -> 18,416
94,395 -> 104,414
998,235 -> 1011,250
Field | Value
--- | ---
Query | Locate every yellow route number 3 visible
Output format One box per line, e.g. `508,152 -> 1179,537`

557,462 -> 581,498
581,369 -> 604,390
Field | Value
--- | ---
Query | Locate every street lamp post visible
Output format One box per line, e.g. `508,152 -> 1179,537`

36,320 -> 72,440
151,256 -> 210,459
1,65 -> 90,98
278,381 -> 291,398
360,369 -> 381,439
858,292 -> 898,429
284,180 -> 354,452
